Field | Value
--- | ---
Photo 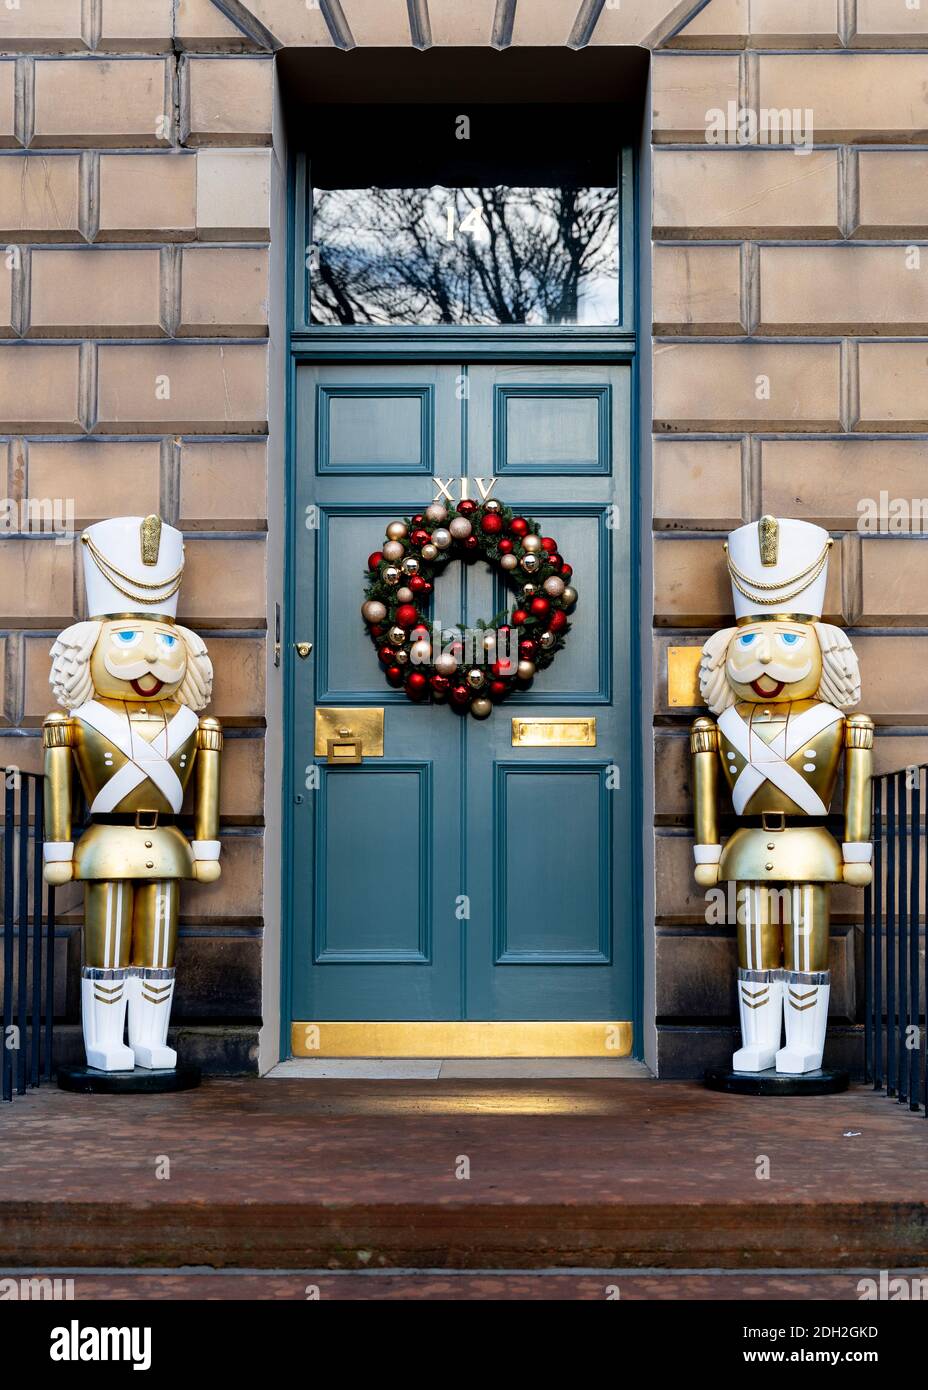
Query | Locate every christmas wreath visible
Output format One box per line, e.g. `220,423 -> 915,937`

360,497 -> 578,718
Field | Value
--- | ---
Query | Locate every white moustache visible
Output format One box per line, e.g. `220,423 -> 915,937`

103,656 -> 181,683
729,658 -> 813,684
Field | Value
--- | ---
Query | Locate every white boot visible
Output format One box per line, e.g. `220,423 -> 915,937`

81,968 -> 135,1072
777,971 -> 830,1074
732,969 -> 782,1072
128,968 -> 177,1070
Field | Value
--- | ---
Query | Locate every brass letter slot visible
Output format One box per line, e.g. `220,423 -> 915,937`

511,718 -> 596,747
315,707 -> 384,763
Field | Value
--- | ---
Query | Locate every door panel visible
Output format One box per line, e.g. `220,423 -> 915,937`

290,359 -> 635,1030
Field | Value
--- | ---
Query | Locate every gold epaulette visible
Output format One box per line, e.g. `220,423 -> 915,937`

197,716 -> 223,752
690,717 -> 718,754
845,714 -> 874,750
42,713 -> 73,748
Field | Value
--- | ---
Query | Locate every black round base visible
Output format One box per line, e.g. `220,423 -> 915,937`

56,1064 -> 201,1094
704,1065 -> 849,1096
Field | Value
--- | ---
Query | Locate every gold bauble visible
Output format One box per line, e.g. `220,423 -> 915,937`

449,516 -> 472,540
361,600 -> 386,624
543,576 -> 565,598
434,652 -> 458,677
394,649 -> 409,665
562,585 -> 578,607
383,566 -> 401,586
522,534 -> 542,553
482,632 -> 497,652
539,630 -> 555,649
425,502 -> 448,523
466,667 -> 486,689
517,660 -> 536,680
386,521 -> 408,541
410,640 -> 432,665
483,499 -> 502,513
521,583 -> 538,598
401,557 -> 420,576
500,553 -> 518,571
521,553 -> 540,573
471,697 -> 492,718
432,527 -> 452,550
388,625 -> 407,646
382,540 -> 405,562
421,543 -> 438,561
396,586 -> 414,603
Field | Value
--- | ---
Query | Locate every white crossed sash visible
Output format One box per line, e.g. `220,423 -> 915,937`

718,703 -> 843,817
74,700 -> 198,815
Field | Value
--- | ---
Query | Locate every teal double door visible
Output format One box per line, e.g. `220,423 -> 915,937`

288,358 -> 637,1032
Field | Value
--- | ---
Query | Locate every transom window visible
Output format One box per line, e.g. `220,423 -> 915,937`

305,106 -> 624,328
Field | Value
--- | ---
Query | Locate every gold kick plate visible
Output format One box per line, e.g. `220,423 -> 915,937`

667,645 -> 703,707
511,717 -> 596,747
315,706 -> 384,762
291,1020 -> 633,1058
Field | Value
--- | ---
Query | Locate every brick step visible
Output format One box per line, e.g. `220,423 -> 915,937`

2,1079 -> 926,1271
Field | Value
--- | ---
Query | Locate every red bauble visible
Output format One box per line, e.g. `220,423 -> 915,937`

498,537 -> 514,553
549,610 -> 568,633
369,624 -> 383,639
498,625 -> 511,638
463,535 -> 479,554
490,679 -> 510,699
519,639 -> 537,660
492,658 -> 517,678
405,672 -> 429,700
378,645 -> 396,665
530,596 -> 550,618
457,499 -> 478,515
420,581 -> 433,595
367,550 -> 384,570
450,683 -> 471,706
410,624 -> 430,641
386,665 -> 403,686
395,603 -> 419,629
430,674 -> 450,696
561,564 -> 573,579
540,537 -> 558,554
411,528 -> 430,548
509,517 -> 529,537
409,574 -> 428,592
412,514 -> 424,524
511,608 -> 528,626
548,554 -> 562,571
480,512 -> 503,535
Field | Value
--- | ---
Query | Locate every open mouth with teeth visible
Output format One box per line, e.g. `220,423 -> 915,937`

130,675 -> 165,697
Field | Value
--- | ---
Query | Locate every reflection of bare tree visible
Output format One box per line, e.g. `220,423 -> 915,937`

311,186 -> 618,326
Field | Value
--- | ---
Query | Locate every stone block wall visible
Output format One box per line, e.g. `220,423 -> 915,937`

654,0 -> 928,1074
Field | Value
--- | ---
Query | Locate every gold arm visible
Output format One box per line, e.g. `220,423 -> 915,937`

844,714 -> 874,845
194,716 -> 223,844
42,712 -> 73,844
690,716 -> 720,851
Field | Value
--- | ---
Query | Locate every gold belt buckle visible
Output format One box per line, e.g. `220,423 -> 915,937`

135,810 -> 159,830
762,811 -> 786,832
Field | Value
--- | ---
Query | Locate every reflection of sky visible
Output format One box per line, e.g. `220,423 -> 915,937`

311,184 -> 619,326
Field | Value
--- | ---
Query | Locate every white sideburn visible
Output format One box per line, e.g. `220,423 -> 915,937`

733,968 -> 783,1073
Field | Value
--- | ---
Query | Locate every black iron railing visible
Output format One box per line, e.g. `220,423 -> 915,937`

1,770 -> 56,1102
864,765 -> 926,1113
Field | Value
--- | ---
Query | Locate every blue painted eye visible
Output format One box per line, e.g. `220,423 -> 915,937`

157,633 -> 177,650
737,633 -> 757,647
114,630 -> 140,645
779,632 -> 802,647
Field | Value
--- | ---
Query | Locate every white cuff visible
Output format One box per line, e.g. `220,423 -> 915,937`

843,842 -> 872,864
694,844 -> 722,865
191,840 -> 221,861
43,841 -> 73,863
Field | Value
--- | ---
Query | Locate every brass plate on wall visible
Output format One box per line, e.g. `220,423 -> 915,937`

291,1020 -> 633,1058
314,707 -> 384,757
511,717 -> 596,747
667,646 -> 703,707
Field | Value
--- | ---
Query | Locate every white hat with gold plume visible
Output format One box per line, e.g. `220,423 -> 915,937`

725,515 -> 832,624
81,515 -> 185,621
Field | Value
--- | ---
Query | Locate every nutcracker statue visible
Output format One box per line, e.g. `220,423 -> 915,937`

691,516 -> 872,1078
42,515 -> 222,1075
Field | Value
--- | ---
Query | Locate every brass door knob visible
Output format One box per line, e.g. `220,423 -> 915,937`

295,641 -> 313,659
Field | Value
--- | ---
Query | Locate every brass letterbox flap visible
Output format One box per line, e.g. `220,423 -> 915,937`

511,718 -> 596,747
667,646 -> 703,708
315,707 -> 384,757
